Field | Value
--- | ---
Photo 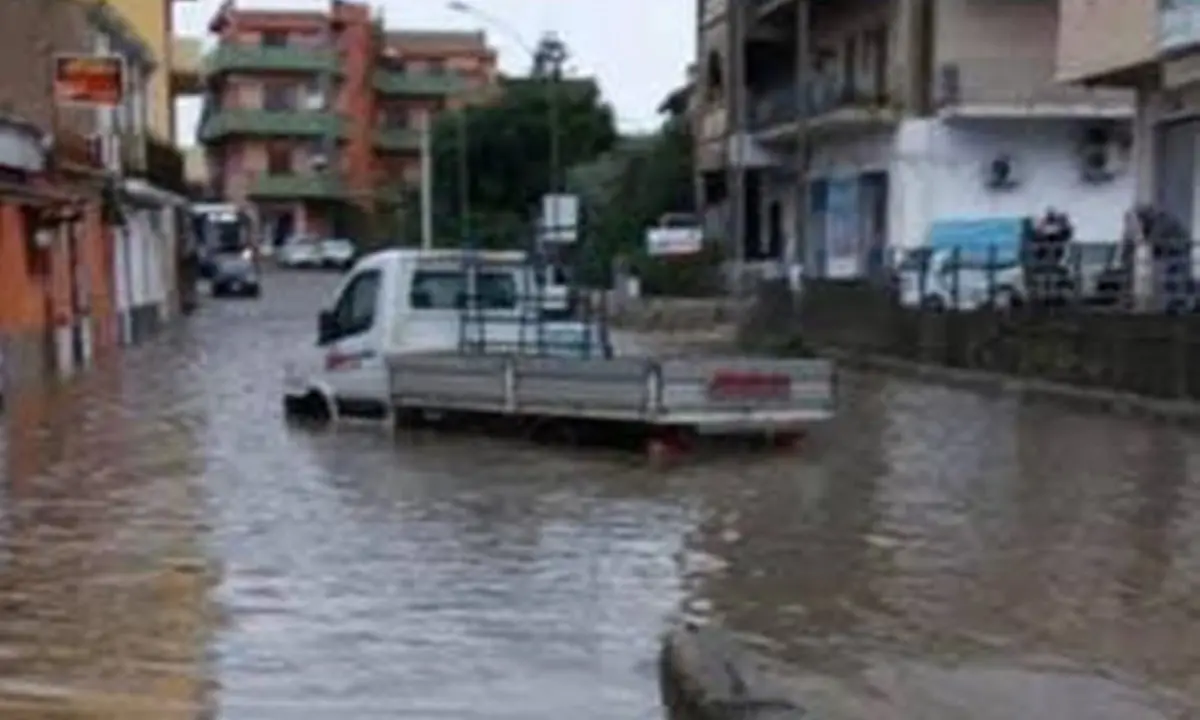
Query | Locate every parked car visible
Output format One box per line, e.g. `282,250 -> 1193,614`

211,251 -> 261,298
277,237 -> 321,269
898,247 -> 1025,310
319,238 -> 357,270
535,263 -> 572,319
198,246 -> 217,280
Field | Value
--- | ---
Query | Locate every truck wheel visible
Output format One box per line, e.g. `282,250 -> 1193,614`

284,391 -> 331,424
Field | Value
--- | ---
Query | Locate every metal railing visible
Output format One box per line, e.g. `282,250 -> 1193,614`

892,240 -> 1199,314
748,78 -> 892,130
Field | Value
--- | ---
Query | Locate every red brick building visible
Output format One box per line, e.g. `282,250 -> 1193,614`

199,1 -> 497,247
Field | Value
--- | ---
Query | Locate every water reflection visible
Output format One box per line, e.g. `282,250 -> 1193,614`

0,359 -> 217,719
676,372 -> 1200,717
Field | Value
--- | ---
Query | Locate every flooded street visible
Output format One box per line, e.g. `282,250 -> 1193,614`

2,270 -> 1200,718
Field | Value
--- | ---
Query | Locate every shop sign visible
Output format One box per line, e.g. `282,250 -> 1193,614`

54,54 -> 124,107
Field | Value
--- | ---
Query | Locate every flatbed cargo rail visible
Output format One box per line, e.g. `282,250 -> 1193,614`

387,353 -> 835,431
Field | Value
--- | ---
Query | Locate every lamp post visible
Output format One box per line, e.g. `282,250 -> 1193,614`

446,1 -> 565,204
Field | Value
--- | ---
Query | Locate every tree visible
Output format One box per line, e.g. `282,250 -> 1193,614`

567,112 -> 707,292
423,53 -> 618,249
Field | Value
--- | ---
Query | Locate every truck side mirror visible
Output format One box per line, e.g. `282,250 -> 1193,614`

317,309 -> 337,345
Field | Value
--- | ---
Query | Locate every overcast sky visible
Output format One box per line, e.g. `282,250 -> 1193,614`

174,0 -> 694,144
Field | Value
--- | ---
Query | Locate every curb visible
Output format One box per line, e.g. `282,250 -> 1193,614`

660,623 -> 807,720
822,348 -> 1200,426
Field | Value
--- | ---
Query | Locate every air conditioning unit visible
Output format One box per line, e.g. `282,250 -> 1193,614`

983,154 -> 1019,190
936,63 -> 962,107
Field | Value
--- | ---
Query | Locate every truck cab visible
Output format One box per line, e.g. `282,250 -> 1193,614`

283,249 -> 609,421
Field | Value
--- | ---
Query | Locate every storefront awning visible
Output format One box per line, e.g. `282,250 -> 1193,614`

121,177 -> 188,208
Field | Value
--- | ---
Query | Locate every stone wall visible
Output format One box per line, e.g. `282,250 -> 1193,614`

604,294 -> 751,333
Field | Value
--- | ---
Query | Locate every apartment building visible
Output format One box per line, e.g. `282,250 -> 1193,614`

197,1 -> 497,248
1056,0 -> 1200,234
696,0 -> 1135,281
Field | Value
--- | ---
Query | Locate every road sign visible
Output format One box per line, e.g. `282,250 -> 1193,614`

538,193 -> 578,244
54,54 -> 124,107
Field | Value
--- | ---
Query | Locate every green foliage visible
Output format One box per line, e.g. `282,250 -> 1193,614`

568,114 -> 711,294
428,74 -> 618,250
633,242 -> 725,297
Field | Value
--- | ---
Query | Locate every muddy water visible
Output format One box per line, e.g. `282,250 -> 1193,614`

0,271 -> 1197,718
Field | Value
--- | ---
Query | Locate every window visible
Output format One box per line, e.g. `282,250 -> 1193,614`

266,145 -> 293,174
261,31 -> 289,47
263,85 -> 293,111
330,270 -> 382,339
426,59 -> 447,75
409,270 -> 517,310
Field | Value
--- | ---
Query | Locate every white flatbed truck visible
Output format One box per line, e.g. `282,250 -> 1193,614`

282,249 -> 834,453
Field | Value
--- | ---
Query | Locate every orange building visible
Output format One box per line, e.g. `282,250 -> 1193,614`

199,1 -> 497,248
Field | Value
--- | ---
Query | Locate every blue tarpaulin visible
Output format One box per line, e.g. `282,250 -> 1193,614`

927,217 -> 1024,264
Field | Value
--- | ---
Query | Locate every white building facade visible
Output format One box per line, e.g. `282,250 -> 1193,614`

696,0 -> 1136,281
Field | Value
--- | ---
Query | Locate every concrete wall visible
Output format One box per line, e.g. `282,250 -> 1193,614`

804,117 -> 1135,252
1056,0 -> 1157,83
934,0 -> 1131,111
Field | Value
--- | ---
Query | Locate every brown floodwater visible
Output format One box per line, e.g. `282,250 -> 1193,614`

1,271 -> 1198,719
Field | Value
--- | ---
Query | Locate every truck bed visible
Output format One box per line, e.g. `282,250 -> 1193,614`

386,352 -> 834,433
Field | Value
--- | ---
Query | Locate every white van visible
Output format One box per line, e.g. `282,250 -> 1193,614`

898,247 -> 1025,310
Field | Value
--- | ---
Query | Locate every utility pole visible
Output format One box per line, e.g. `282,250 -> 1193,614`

726,0 -> 747,294
316,2 -> 340,234
419,110 -> 433,249
794,0 -> 810,281
533,33 -> 567,257
457,109 -> 470,242
539,32 -> 567,195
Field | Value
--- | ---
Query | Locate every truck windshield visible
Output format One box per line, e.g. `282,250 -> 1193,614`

410,270 -> 517,310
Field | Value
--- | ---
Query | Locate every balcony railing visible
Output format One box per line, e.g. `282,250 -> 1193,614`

749,85 -> 802,130
807,77 -> 891,116
935,57 -> 1131,112
248,172 -> 344,200
373,70 -> 468,96
203,44 -> 338,77
374,126 -> 420,152
198,109 -> 343,143
747,77 -> 892,131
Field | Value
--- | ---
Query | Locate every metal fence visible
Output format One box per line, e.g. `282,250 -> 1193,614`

891,240 -> 1199,315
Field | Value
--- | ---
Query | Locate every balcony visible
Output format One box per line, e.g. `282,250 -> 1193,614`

198,109 -> 343,143
203,44 -> 337,78
374,126 -> 420,152
1056,0 -> 1156,86
935,57 -> 1132,118
373,70 -> 468,96
1161,0 -> 1200,53
804,77 -> 898,134
745,77 -> 898,138
248,173 -> 345,200
749,85 -> 802,138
